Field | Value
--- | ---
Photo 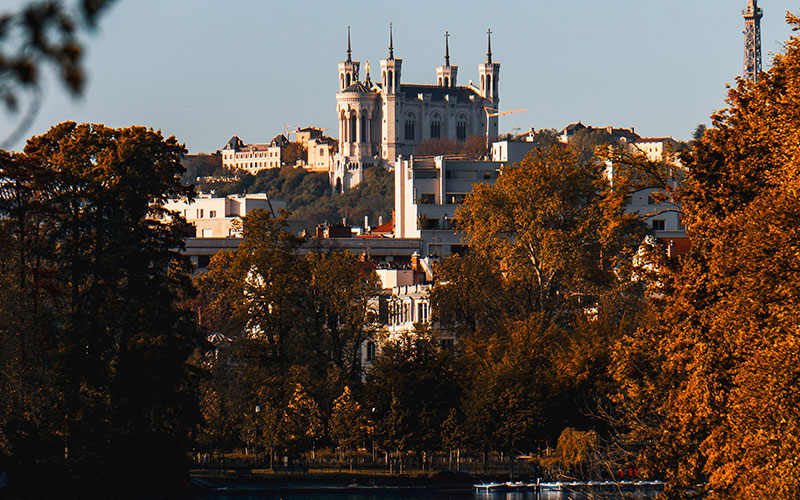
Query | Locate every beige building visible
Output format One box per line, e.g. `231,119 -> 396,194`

165,193 -> 286,238
221,134 -> 289,173
293,127 -> 337,173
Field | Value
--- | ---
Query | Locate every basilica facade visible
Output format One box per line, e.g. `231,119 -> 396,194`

330,27 -> 501,192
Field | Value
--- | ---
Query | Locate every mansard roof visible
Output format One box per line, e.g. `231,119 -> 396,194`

224,135 -> 245,150
399,84 -> 482,102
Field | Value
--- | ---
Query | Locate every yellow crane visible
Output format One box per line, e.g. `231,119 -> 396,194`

483,108 -> 527,151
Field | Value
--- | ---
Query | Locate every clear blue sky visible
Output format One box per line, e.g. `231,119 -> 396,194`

3,0 -> 799,153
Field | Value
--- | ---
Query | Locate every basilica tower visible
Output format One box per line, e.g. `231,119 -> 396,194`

743,0 -> 763,83
380,24 -> 403,162
478,29 -> 500,140
338,27 -> 360,91
436,31 -> 458,87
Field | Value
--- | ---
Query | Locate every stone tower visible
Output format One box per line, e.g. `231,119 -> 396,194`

743,0 -> 763,83
478,29 -> 500,140
380,24 -> 403,162
338,26 -> 360,91
436,31 -> 458,87
333,27 -> 380,192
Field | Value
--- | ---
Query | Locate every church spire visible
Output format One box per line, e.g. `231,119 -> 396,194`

444,31 -> 450,67
486,28 -> 493,64
389,23 -> 394,59
346,26 -> 352,63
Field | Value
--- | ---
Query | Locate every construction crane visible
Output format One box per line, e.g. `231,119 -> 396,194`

483,108 -> 527,151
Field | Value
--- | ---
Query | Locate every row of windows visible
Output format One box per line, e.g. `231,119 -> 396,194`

404,119 -> 469,141
225,151 -> 279,160
185,209 -> 217,219
387,301 -> 429,326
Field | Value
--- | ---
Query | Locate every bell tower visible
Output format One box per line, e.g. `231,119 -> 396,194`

338,26 -> 360,91
478,28 -> 500,140
381,23 -> 403,161
742,0 -> 763,83
436,31 -> 458,87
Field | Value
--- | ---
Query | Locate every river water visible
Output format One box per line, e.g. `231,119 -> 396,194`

199,486 -> 662,500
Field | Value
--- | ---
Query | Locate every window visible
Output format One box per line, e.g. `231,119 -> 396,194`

457,119 -> 467,140
417,193 -> 435,204
652,219 -> 665,231
361,115 -> 367,141
440,338 -> 455,350
198,209 -> 204,218
202,228 -> 213,238
430,119 -> 441,139
365,341 -> 376,362
209,210 -> 217,218
418,302 -> 428,323
405,118 -> 415,140
448,193 -> 467,204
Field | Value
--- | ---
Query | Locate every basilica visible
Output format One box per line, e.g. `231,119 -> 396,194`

330,26 -> 501,192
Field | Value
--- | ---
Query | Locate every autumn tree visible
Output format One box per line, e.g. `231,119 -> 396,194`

282,383 -> 324,458
329,386 -> 368,461
195,208 -> 381,458
441,142 -> 650,453
0,122 -> 201,490
614,14 -> 800,500
282,142 -> 307,166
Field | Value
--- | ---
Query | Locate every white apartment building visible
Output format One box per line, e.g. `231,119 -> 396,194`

491,138 -> 538,164
394,155 -> 502,257
165,193 -> 286,238
631,137 -> 679,162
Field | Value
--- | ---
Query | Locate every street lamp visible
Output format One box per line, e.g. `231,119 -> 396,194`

254,405 -> 260,469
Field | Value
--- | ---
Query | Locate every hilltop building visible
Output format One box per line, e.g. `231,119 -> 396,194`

332,26 -> 502,192
221,134 -> 289,173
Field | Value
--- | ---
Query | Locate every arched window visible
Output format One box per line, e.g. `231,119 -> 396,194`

361,113 -> 367,142
350,113 -> 357,143
404,114 -> 415,141
438,77 -> 442,86
481,74 -> 485,90
387,70 -> 393,91
486,74 -> 492,96
346,73 -> 351,87
430,115 -> 441,139
340,74 -> 344,89
456,115 -> 467,141
443,76 -> 449,87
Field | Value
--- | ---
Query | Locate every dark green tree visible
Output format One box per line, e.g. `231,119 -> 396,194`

0,122 -> 201,490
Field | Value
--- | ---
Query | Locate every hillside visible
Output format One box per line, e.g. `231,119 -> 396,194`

193,165 -> 393,231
